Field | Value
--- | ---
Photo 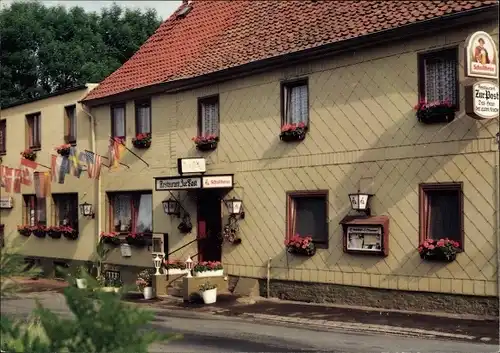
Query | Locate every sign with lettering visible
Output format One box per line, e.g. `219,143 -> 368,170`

202,175 -> 233,188
465,31 -> 498,79
465,81 -> 499,120
0,197 -> 13,209
155,177 -> 202,191
177,158 -> 206,174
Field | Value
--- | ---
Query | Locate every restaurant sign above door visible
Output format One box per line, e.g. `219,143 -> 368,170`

155,174 -> 234,191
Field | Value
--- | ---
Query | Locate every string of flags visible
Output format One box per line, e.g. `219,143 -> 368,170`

0,137 -> 149,195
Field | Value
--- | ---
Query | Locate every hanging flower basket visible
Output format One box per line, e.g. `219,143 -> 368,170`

61,226 -> 78,240
54,143 -> 72,157
32,225 -> 47,238
279,122 -> 307,142
125,233 -> 147,247
20,149 -> 37,161
100,231 -> 121,245
47,226 -> 63,239
418,238 -> 459,262
192,135 -> 219,151
414,100 -> 455,124
285,234 -> 316,256
132,133 -> 152,149
17,225 -> 33,237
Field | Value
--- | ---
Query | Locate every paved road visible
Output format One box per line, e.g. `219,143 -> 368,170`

2,293 -> 498,353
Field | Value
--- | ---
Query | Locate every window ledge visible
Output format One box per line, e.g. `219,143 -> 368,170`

29,147 -> 42,151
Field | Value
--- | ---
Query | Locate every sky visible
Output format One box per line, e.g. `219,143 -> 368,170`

0,1 -> 182,19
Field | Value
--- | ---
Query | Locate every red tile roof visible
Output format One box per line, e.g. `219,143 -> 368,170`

83,0 -> 497,102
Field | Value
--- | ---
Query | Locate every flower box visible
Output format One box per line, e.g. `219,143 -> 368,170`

285,234 -> 316,256
280,122 -> 307,142
193,135 -> 219,151
418,238 -> 459,262
54,144 -> 72,157
100,232 -> 121,245
17,225 -> 32,237
125,233 -> 147,247
20,149 -> 37,161
194,269 -> 224,277
132,133 -> 152,149
163,260 -> 187,275
193,261 -> 223,277
414,100 -> 455,124
47,226 -> 63,239
32,225 -> 47,238
165,268 -> 189,275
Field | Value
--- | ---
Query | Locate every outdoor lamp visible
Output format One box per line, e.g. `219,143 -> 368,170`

185,257 -> 193,278
224,197 -> 243,216
79,202 -> 94,218
162,197 -> 180,217
153,254 -> 163,276
348,191 -> 373,213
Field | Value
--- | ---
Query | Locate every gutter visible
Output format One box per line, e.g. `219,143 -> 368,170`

1,84 -> 89,110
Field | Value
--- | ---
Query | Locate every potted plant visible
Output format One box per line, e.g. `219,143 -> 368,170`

193,261 -> 224,277
192,135 -> 219,151
100,231 -> 121,245
131,133 -> 152,149
32,224 -> 47,238
61,225 -> 78,240
199,281 -> 217,304
163,260 -> 187,275
279,122 -> 307,142
414,99 -> 455,124
418,238 -> 460,262
125,233 -> 146,247
136,269 -> 154,299
285,234 -> 316,256
47,226 -> 63,239
20,148 -> 37,161
75,266 -> 88,289
17,225 -> 33,237
54,143 -> 72,157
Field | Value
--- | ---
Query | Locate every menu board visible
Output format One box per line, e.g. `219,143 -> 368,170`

346,226 -> 382,252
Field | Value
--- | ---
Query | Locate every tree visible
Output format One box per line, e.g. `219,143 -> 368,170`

0,1 -> 162,107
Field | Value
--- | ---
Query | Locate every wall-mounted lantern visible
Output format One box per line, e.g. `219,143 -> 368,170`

162,197 -> 181,217
153,253 -> 163,276
79,202 -> 95,218
348,191 -> 373,215
185,257 -> 193,278
224,197 -> 244,217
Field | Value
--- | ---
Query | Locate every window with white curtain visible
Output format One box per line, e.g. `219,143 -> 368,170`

419,48 -> 458,106
135,100 -> 151,134
111,105 -> 126,138
199,96 -> 219,136
111,192 -> 152,233
283,81 -> 309,125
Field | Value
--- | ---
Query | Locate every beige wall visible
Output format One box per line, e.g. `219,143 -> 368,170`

90,21 -> 497,296
0,85 -> 99,261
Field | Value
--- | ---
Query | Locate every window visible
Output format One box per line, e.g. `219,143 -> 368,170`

26,113 -> 41,149
281,79 -> 309,125
198,95 -> 219,137
0,119 -> 6,154
22,195 -> 46,226
135,100 -> 151,135
418,48 -> 459,108
109,191 -> 152,234
286,191 -> 328,248
52,193 -> 79,229
419,182 -> 463,249
111,105 -> 126,139
64,105 -> 77,144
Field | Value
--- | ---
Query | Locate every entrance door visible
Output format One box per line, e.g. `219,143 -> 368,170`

197,190 -> 222,262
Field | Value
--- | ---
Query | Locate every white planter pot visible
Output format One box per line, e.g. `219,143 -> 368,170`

101,287 -> 116,292
76,278 -> 87,289
143,286 -> 154,300
165,268 -> 187,275
194,269 -> 223,277
201,288 -> 217,304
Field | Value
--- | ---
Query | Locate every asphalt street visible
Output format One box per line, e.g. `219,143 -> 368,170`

1,293 -> 498,353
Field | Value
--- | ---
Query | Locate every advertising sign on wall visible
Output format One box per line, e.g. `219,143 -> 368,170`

465,81 -> 499,120
464,31 -> 498,79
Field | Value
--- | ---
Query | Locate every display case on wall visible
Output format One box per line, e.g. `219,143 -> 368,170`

340,215 -> 389,256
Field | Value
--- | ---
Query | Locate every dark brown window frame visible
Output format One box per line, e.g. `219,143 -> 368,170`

26,112 -> 42,150
417,46 -> 460,111
22,194 -> 46,226
134,99 -> 152,135
0,119 -> 6,155
280,77 -> 310,127
107,190 -> 153,235
64,104 -> 77,145
286,190 -> 329,249
418,182 -> 464,250
52,193 -> 79,228
197,94 -> 220,137
110,104 -> 126,140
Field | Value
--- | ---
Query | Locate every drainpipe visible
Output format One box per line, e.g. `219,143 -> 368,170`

81,105 -> 101,247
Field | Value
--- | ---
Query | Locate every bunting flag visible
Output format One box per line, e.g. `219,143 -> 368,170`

34,172 -> 50,198
109,137 -> 126,169
0,166 -> 12,191
84,150 -> 102,179
43,172 -> 51,196
68,146 -> 82,178
13,168 -> 22,193
51,154 -> 68,184
20,158 -> 38,186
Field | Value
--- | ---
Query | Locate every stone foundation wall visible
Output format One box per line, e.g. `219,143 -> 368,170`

257,278 -> 498,316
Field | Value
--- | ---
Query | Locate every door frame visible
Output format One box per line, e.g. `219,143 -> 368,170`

196,189 -> 224,262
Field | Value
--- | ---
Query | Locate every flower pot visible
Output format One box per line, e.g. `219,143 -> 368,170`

201,288 -> 217,304
420,251 -> 456,262
287,246 -> 316,256
48,231 -> 62,239
196,141 -> 217,151
63,231 -> 78,240
33,230 -> 46,238
18,230 -> 32,237
194,269 -> 224,277
76,278 -> 87,289
132,140 -> 151,149
126,236 -> 146,247
416,106 -> 455,124
280,131 -> 306,142
102,237 -> 120,245
165,268 -> 187,275
143,286 -> 154,300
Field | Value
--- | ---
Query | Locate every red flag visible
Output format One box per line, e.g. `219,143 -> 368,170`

0,166 -> 12,191
20,158 -> 38,186
13,168 -> 22,193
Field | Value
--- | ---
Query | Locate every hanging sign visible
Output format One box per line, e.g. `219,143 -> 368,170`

464,31 -> 498,79
0,197 -> 13,209
202,175 -> 233,188
465,81 -> 499,120
155,176 -> 202,191
177,158 -> 206,174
